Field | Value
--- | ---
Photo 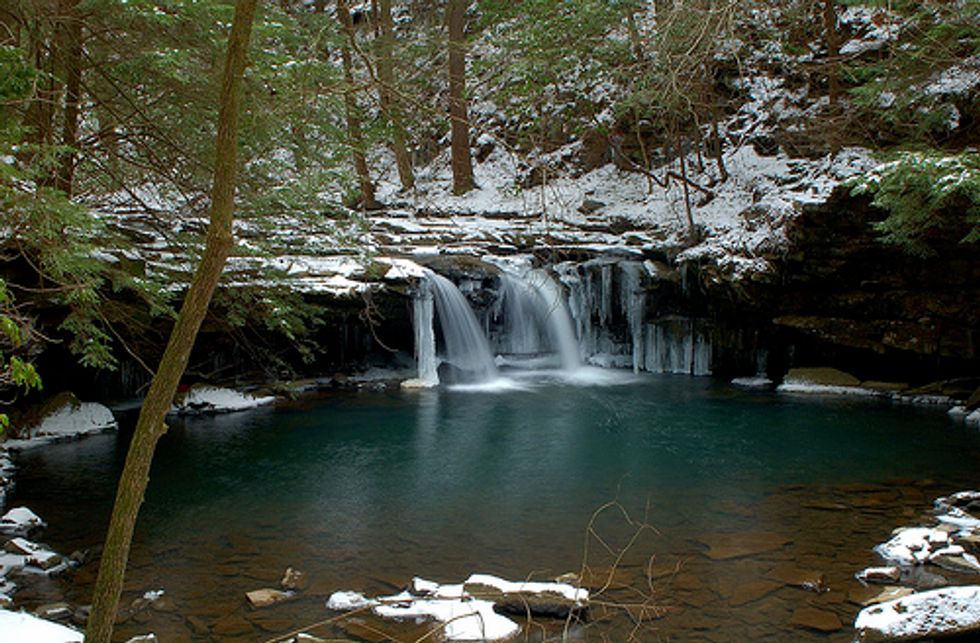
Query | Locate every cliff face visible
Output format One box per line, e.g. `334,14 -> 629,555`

695,188 -> 978,381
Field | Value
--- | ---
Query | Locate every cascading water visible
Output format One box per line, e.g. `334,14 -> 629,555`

426,270 -> 498,383
495,269 -> 580,370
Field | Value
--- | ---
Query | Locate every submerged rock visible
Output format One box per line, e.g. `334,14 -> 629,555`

854,585 -> 980,642
790,606 -> 842,632
698,531 -> 791,560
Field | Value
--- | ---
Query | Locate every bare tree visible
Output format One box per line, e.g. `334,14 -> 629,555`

338,0 -> 380,208
447,0 -> 474,195
373,0 -> 415,191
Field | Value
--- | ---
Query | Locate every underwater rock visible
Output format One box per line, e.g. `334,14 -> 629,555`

698,531 -> 791,560
790,606 -> 842,632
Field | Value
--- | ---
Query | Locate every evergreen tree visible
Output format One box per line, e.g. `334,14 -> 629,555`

85,0 -> 259,639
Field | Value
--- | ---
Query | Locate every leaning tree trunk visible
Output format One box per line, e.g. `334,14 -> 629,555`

337,0 -> 378,209
83,1 -> 258,641
447,0 -> 473,195
374,0 -> 414,191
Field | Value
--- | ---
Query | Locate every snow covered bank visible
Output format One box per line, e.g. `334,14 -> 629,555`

0,609 -> 83,643
3,394 -> 117,451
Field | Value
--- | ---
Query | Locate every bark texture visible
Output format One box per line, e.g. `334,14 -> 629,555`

338,0 -> 379,208
447,0 -> 473,195
374,0 -> 414,190
83,1 -> 258,641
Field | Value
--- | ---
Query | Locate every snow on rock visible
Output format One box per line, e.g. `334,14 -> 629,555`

0,608 -> 83,642
326,591 -> 378,611
0,507 -> 45,534
923,54 -> 980,98
171,385 -> 276,415
874,527 -> 950,566
853,586 -> 980,642
374,594 -> 518,642
4,538 -> 62,571
329,574 -> 590,641
463,573 -> 589,608
380,257 -> 428,280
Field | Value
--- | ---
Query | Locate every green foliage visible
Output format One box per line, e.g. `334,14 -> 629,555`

843,0 -> 980,145
849,150 -> 980,257
0,279 -> 43,436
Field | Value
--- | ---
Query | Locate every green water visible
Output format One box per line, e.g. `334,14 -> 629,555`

10,372 -> 980,641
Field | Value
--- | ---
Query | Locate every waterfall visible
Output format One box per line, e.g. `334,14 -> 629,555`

427,271 -> 498,383
495,268 -> 580,370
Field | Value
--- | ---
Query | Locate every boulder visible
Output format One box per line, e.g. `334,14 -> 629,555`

854,585 -> 980,642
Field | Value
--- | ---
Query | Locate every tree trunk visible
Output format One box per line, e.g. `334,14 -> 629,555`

447,0 -> 473,195
823,0 -> 839,107
337,0 -> 379,209
374,0 -> 414,191
21,14 -> 59,165
55,0 -> 83,196
83,1 -> 258,641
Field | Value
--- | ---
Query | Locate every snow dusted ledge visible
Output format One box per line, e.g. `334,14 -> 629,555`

0,608 -> 83,642
170,385 -> 276,415
854,586 -> 980,642
326,574 -> 589,642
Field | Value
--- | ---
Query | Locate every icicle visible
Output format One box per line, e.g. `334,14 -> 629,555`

620,262 -> 646,373
413,279 -> 439,386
